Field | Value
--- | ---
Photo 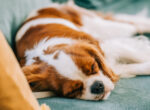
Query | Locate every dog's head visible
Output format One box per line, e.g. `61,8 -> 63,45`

22,40 -> 119,100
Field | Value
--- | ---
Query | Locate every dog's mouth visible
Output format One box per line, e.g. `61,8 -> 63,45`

95,94 -> 104,100
95,91 -> 111,100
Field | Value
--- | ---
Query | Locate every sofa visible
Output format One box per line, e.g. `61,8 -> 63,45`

0,0 -> 150,110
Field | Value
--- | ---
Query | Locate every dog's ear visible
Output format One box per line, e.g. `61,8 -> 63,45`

22,63 -> 55,91
22,63 -> 47,83
86,46 -> 119,82
22,63 -> 84,97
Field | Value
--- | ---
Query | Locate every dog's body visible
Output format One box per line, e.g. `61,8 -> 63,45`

16,2 -> 150,100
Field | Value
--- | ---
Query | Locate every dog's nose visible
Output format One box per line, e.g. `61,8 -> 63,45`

91,81 -> 104,94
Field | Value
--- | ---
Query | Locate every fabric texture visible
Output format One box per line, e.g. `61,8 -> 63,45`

0,0 -> 150,110
0,0 -> 51,48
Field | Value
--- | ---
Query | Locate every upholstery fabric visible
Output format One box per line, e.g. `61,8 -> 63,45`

0,0 -> 51,48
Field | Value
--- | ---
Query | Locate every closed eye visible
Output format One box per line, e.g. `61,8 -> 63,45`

91,63 -> 98,74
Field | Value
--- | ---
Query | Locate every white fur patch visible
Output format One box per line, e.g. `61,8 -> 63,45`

25,37 -> 76,66
41,51 -> 86,81
33,91 -> 55,99
80,15 -> 136,41
114,14 -> 150,33
101,35 -> 150,77
16,18 -> 79,41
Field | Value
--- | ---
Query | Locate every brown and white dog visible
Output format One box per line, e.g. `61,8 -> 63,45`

16,1 -> 150,100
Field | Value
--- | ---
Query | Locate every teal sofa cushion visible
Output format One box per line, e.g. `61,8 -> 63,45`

0,0 -> 51,48
0,0 -> 150,110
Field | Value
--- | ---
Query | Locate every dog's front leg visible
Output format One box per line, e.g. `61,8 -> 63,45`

112,62 -> 150,78
114,14 -> 150,33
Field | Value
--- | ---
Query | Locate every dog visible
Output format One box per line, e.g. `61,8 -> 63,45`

15,1 -> 150,100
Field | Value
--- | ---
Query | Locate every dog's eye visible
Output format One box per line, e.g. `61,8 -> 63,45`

91,63 -> 98,74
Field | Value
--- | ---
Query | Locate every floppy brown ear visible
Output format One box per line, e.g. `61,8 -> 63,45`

22,63 -> 47,83
22,63 -> 53,91
86,46 -> 119,82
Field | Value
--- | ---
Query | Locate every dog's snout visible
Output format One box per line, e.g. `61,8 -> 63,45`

91,81 -> 104,94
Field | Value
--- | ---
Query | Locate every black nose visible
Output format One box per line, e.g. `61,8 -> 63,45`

91,81 -> 104,94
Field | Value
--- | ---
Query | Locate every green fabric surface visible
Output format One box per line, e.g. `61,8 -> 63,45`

0,0 -> 150,110
0,0 -> 51,48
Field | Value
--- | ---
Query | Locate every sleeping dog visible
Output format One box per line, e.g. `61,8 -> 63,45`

15,1 -> 150,100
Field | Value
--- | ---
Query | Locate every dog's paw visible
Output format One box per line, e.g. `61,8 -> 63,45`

119,73 -> 136,78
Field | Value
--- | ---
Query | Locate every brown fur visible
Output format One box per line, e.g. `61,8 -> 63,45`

22,62 -> 83,98
16,24 -> 103,61
24,7 -> 82,26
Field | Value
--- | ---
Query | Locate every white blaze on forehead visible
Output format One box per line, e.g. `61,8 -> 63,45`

25,37 -> 76,66
41,51 -> 86,81
16,18 -> 79,41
